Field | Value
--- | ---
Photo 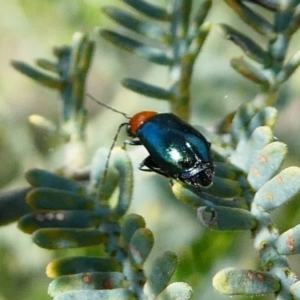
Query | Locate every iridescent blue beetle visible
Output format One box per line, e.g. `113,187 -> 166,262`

127,111 -> 214,187
88,95 -> 214,188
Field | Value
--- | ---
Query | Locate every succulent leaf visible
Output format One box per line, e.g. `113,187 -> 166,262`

103,7 -> 169,42
122,78 -> 172,100
11,60 -> 62,89
33,228 -> 106,249
224,0 -> 275,37
25,169 -> 84,193
19,211 -> 100,234
254,166 -> 300,211
26,188 -> 94,211
220,24 -> 270,64
145,251 -> 178,297
248,142 -> 287,190
122,214 -> 146,247
129,228 -> 154,265
101,30 -> 172,65
276,224 -> 300,255
48,272 -> 125,297
213,268 -> 280,295
197,206 -> 257,230
47,256 -> 119,278
156,282 -> 193,300
52,288 -> 135,300
122,0 -> 170,21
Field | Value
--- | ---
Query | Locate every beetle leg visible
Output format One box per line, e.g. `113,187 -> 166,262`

139,156 -> 170,178
124,138 -> 142,146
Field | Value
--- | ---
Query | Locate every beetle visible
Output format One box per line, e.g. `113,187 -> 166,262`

127,111 -> 214,187
88,94 -> 214,188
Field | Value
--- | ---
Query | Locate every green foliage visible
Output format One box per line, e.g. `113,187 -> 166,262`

101,0 -> 211,120
1,0 -> 300,299
221,0 -> 300,105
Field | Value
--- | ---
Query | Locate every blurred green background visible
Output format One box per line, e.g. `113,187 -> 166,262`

0,1 -> 300,300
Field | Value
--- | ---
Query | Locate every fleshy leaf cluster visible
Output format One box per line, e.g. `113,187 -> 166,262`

16,148 -> 191,299
1,0 -> 300,299
101,0 -> 212,120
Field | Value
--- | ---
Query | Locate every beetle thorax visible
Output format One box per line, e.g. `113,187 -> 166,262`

128,111 -> 158,135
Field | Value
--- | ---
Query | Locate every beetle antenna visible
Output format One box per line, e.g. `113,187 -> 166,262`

86,93 -> 131,119
100,122 -> 128,191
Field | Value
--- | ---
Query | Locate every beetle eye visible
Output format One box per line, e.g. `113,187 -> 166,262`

200,176 -> 211,186
189,168 -> 213,187
200,169 -> 213,186
126,124 -> 135,137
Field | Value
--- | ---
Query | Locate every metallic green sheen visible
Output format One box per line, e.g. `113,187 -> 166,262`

136,113 -> 214,187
